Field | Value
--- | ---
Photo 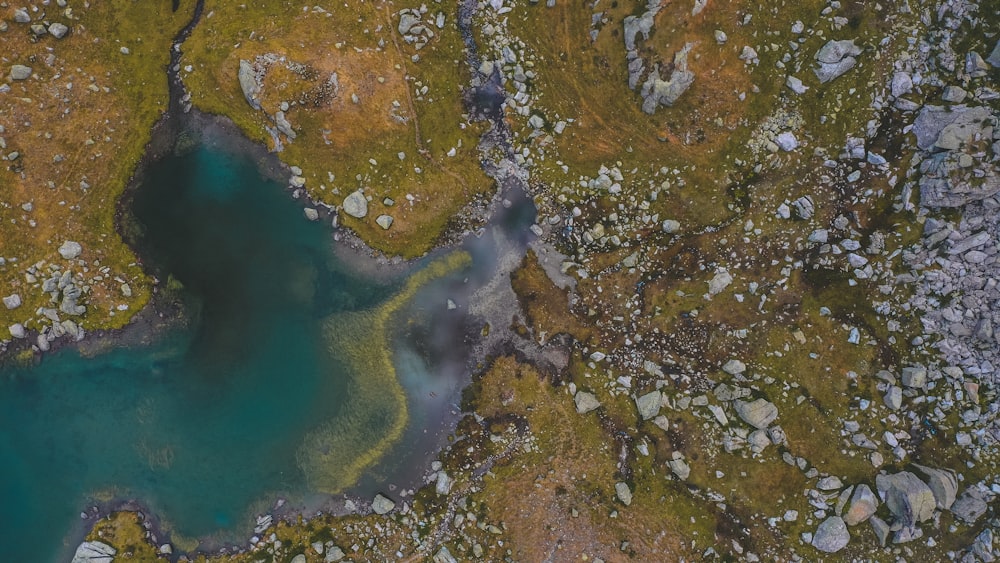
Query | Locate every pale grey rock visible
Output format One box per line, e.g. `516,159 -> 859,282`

303,208 -> 319,221
343,190 -> 368,218
291,555 -> 306,563
914,464 -> 957,510
844,484 -> 879,525
812,516 -> 849,553
238,60 -> 262,110
615,482 -> 632,505
942,85 -> 967,103
891,71 -> 913,98
376,214 -> 394,230
574,391 -> 600,414
951,489 -> 988,523
59,240 -> 82,259
9,323 -> 25,339
13,8 -> 30,23
708,269 -> 733,295
398,12 -> 420,35
3,294 -> 21,310
912,105 -> 993,151
876,471 -> 936,527
623,8 -> 657,51
884,385 -> 902,410
815,57 -> 857,83
635,390 -> 661,420
901,366 -> 926,388
734,398 -> 778,429
48,22 -> 68,38
326,546 -> 346,562
435,470 -> 452,495
722,359 -> 746,375
817,476 -> 844,491
274,111 -> 296,140
775,132 -> 798,151
816,40 -> 862,64
668,456 -> 690,480
10,64 -> 31,80
71,541 -> 116,563
661,219 -> 681,233
786,75 -> 808,94
372,493 -> 395,514
870,516 -> 890,546
433,546 -> 458,563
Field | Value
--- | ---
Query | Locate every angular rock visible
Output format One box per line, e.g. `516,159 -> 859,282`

574,391 -> 601,414
303,208 -> 319,221
372,493 -> 395,515
343,190 -> 368,218
722,359 -> 746,375
3,294 -> 21,310
844,484 -> 879,525
900,366 -> 926,389
661,219 -> 680,233
635,390 -> 661,420
668,456 -> 690,480
238,60 -> 262,110
912,105 -> 993,151
48,22 -> 68,38
812,516 -> 849,553
914,464 -> 957,510
816,40 -> 862,64
9,323 -> 25,339
775,132 -> 798,151
59,240 -> 82,259
708,269 -> 733,295
875,471 -> 936,527
376,214 -> 394,230
988,40 -> 1000,68
615,482 -> 632,505
10,64 -> 31,80
13,8 -> 30,23
883,385 -> 902,410
870,516 -> 890,546
817,476 -> 844,491
734,398 -> 778,429
71,541 -> 116,563
815,57 -> 857,83
951,489 -> 988,524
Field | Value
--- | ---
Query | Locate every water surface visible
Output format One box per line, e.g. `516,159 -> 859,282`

0,129 -> 399,560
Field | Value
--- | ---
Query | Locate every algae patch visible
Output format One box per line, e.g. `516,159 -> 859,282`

297,251 -> 472,493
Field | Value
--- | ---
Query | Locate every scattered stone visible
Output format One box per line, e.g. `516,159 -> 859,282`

376,214 -> 394,229
812,516 -> 849,553
883,385 -> 902,410
900,366 -> 926,389
668,454 -> 690,480
3,294 -> 21,310
10,64 -> 31,80
574,391 -> 601,414
775,132 -> 798,151
59,241 -> 82,259
817,476 -> 843,491
635,390 -> 661,420
615,482 -> 632,505
371,493 -> 395,515
238,60 -> 262,110
661,219 -> 681,233
734,398 -> 778,429
786,75 -> 808,94
9,323 -> 25,339
48,22 -> 68,38
951,489 -> 988,524
942,85 -> 967,103
722,359 -> 746,375
870,516 -> 890,547
814,39 -> 862,83
13,8 -> 30,23
708,269 -> 733,295
343,190 -> 368,218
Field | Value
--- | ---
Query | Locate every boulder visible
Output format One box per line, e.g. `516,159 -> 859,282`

59,240 -> 82,259
875,471 -> 936,527
722,359 -> 746,375
661,219 -> 681,233
376,214 -> 394,230
13,8 -> 30,23
71,541 -> 116,563
988,40 -> 1000,68
912,105 -> 993,151
668,456 -> 690,480
901,366 -> 926,388
870,516 -> 890,546
372,493 -> 395,515
291,555 -> 306,563
914,464 -> 957,510
815,39 -> 862,64
844,484 -> 879,525
635,390 -> 661,420
238,60 -> 262,110
9,323 -> 25,339
398,12 -> 420,35
343,190 -> 368,218
3,294 -> 21,310
48,22 -> 69,38
708,269 -> 733,295
274,110 -> 296,139
734,398 -> 778,429
951,488 -> 988,524
303,208 -> 319,221
812,516 -> 850,553
775,132 -> 798,151
574,391 -> 600,414
815,57 -> 857,83
10,64 -> 31,80
615,482 -> 632,505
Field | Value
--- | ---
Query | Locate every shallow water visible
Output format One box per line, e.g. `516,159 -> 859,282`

0,130 -> 405,560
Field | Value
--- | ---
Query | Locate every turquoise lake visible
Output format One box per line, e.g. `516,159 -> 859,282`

0,128 -> 442,561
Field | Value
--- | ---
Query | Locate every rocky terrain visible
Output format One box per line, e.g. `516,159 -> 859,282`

4,0 -> 1000,560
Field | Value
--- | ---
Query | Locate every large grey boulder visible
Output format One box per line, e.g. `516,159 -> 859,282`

3,294 -> 21,310
274,110 -> 296,140
13,8 -> 30,23
812,516 -> 849,553
615,482 -> 632,505
912,105 -> 993,151
238,60 -> 262,110
376,214 -> 394,230
876,471 -> 936,527
734,398 -> 778,429
71,541 -> 116,563
988,40 -> 1000,68
813,39 -> 861,83
574,391 -> 601,413
951,488 -> 988,524
623,8 -> 657,51
343,190 -> 368,218
844,484 -> 879,525
635,390 -> 661,420
372,493 -> 395,515
9,323 -> 25,339
914,464 -> 958,510
58,240 -> 82,259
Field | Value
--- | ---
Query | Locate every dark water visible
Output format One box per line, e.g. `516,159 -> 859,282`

0,131 -> 399,560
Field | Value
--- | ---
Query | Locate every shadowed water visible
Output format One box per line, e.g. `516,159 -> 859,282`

0,129 -> 400,560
